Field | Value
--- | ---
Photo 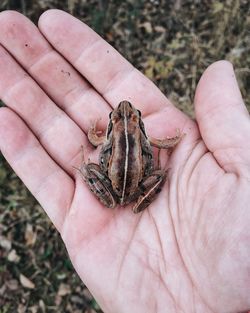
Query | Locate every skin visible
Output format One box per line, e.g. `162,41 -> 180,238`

0,9 -> 249,313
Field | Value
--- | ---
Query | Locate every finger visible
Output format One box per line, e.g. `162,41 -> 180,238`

38,9 -> 175,115
195,60 -> 250,174
0,10 -> 111,131
0,107 -> 74,231
0,45 -> 88,175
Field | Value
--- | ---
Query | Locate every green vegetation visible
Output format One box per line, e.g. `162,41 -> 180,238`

0,0 -> 249,312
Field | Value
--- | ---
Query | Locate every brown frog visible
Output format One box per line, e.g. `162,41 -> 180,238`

79,101 -> 182,213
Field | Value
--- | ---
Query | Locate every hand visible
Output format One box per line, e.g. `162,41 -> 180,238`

0,10 -> 249,313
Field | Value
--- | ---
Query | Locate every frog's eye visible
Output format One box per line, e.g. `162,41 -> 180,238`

137,110 -> 142,117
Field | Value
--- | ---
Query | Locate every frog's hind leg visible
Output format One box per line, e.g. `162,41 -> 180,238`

132,169 -> 167,214
79,162 -> 117,209
73,147 -> 117,208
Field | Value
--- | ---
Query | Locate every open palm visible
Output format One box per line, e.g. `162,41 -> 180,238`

0,10 -> 249,313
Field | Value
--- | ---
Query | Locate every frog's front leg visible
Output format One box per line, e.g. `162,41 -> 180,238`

132,170 -> 167,213
88,120 -> 106,147
79,162 -> 118,208
149,129 -> 183,150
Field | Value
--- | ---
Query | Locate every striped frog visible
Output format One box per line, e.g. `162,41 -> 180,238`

79,101 -> 182,213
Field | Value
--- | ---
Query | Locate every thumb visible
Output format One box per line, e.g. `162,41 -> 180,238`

194,60 -> 250,176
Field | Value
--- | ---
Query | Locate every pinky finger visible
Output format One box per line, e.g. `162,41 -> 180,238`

0,107 -> 74,231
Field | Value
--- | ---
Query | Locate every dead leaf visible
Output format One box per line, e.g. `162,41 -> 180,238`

20,274 -> 35,289
56,272 -> 67,280
155,26 -> 166,33
140,22 -> 153,33
8,249 -> 20,263
18,304 -> 26,313
0,235 -> 12,251
71,295 -> 84,305
6,279 -> 19,290
68,0 -> 78,13
58,283 -> 71,296
212,2 -> 224,14
28,305 -> 38,313
25,224 -> 37,246
0,284 -> 6,295
55,294 -> 62,306
39,299 -> 46,313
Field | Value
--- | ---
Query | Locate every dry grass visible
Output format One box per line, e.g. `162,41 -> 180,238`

0,0 -> 249,312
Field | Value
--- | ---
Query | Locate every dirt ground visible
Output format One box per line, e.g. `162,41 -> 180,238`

0,0 -> 249,312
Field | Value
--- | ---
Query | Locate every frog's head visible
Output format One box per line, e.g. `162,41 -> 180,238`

111,100 -> 141,124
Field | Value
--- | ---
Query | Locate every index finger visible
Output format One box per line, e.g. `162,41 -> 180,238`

38,10 -> 174,115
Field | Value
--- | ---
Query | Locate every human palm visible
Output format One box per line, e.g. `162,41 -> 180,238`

0,10 -> 249,313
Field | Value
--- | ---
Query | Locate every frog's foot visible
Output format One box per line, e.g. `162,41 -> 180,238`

149,129 -> 183,150
88,119 -> 106,147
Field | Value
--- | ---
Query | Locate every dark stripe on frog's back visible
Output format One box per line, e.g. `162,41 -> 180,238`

109,126 -> 142,199
126,132 -> 142,191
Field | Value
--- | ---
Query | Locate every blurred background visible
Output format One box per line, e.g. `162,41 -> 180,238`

0,0 -> 249,312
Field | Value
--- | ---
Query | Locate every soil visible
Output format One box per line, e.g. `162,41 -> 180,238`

0,0 -> 249,312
